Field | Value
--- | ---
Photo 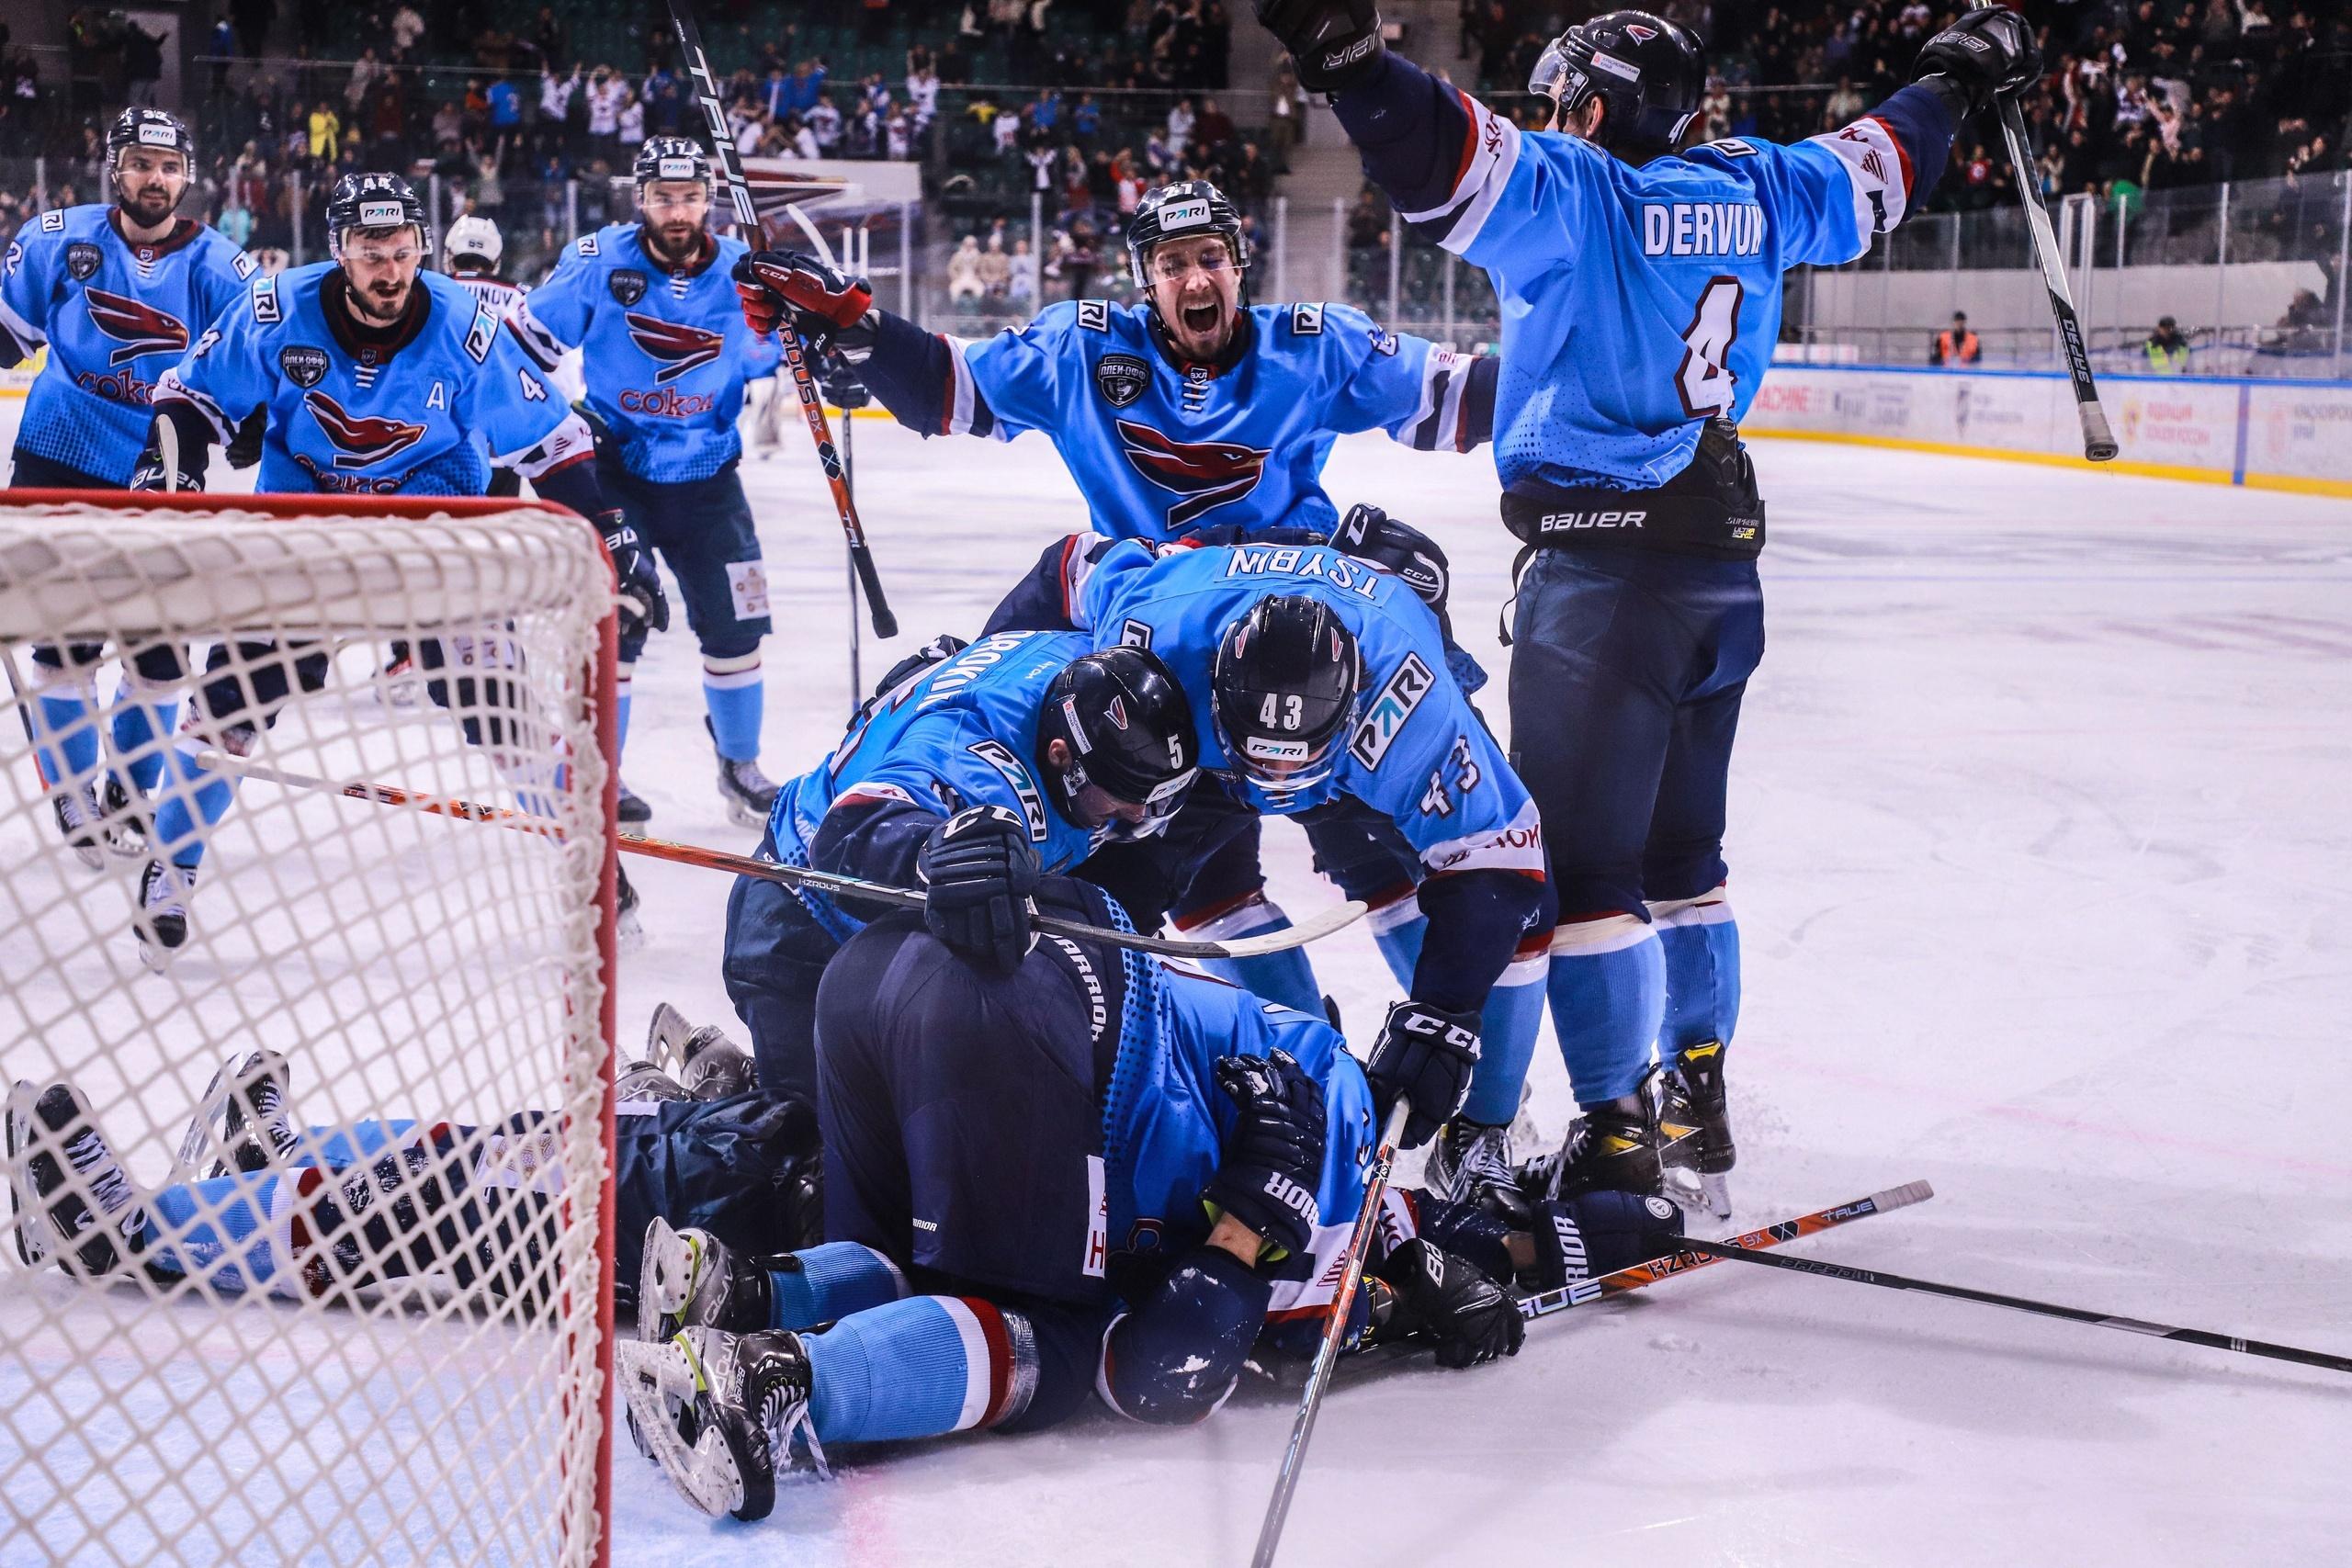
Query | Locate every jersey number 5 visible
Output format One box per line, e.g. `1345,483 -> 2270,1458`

1675,276 -> 1744,419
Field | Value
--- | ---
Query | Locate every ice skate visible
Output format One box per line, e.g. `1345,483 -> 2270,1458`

7,1082 -> 150,1278
639,1215 -> 774,1340
708,717 -> 778,827
616,1325 -> 821,1520
617,781 -> 651,835
97,774 -> 150,859
1665,1041 -> 1735,1218
616,863 -> 646,951
51,784 -> 104,870
133,860 -> 198,971
1424,1118 -> 1522,1216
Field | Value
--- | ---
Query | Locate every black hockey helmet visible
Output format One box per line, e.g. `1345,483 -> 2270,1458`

634,136 -> 714,193
1211,595 -> 1362,794
107,107 -> 196,167
1126,179 -> 1250,290
1530,10 -> 1705,160
326,172 -> 431,259
1036,646 -> 1201,834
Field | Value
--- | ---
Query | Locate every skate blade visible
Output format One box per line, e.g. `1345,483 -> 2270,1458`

612,1337 -> 751,1518
1700,1171 -> 1733,1221
646,1002 -> 695,1076
134,934 -> 176,976
616,905 -> 648,953
69,840 -> 105,873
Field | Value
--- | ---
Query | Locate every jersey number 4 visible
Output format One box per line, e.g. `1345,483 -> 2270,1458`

1675,276 -> 1744,419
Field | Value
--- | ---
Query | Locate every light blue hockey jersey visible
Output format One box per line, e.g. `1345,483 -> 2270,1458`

767,630 -> 1107,941
948,299 -> 1483,540
1072,540 -> 1540,877
1403,96 -> 1899,491
155,265 -> 590,495
511,223 -> 778,484
0,207 -> 254,483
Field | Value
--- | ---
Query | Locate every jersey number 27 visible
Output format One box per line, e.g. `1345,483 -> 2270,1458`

1675,276 -> 1744,418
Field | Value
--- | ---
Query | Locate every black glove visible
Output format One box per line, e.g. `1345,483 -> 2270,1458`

1256,0 -> 1385,95
917,804 -> 1042,974
1371,1238 -> 1524,1368
732,250 -> 877,362
1331,503 -> 1452,622
225,408 -> 266,469
597,513 -> 671,637
1201,1049 -> 1328,1266
1363,999 -> 1481,1150
818,352 -> 873,410
1520,1190 -> 1686,1292
128,460 -> 201,493
1912,6 -> 2041,117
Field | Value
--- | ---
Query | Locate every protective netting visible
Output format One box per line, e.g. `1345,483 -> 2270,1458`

0,496 -> 618,1568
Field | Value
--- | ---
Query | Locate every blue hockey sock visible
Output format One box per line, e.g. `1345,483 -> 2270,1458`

1187,899 -> 1323,1017
33,690 -> 99,786
1370,907 -> 1424,992
767,1242 -> 909,1331
149,743 -> 234,870
146,1172 -> 287,1295
1656,888 -> 1741,1055
702,651 -> 763,762
1460,952 -> 1549,1125
615,679 -> 633,754
1545,915 -> 1665,1105
289,1119 -> 416,1168
803,1294 -> 1035,1444
108,686 -> 177,793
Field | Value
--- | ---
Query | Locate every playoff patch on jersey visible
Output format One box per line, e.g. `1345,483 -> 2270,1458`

1093,353 -> 1148,409
66,243 -> 102,281
278,345 -> 328,388
1349,652 -> 1435,770
608,269 -> 649,307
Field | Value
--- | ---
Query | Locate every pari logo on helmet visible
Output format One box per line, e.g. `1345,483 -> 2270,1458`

1114,420 -> 1270,532
83,289 -> 187,365
305,391 -> 428,468
625,311 -> 727,383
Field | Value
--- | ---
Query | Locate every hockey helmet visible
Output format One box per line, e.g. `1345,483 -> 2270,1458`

106,107 -> 196,168
634,136 -> 713,194
1125,179 -> 1250,290
444,214 -> 503,272
1211,595 -> 1362,795
1036,647 -> 1201,835
1530,9 -> 1705,159
326,173 -> 432,260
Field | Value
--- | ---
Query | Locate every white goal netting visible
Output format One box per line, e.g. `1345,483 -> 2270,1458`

0,494 -> 619,1568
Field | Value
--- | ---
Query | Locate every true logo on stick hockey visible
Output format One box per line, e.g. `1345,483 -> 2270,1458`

278,345 -> 329,388
624,311 -> 725,383
305,391 -> 428,468
83,288 -> 187,365
66,243 -> 103,281
1093,353 -> 1148,409
1114,420 -> 1270,532
608,270 -> 649,307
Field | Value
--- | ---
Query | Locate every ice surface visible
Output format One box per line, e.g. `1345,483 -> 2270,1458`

5,407 -> 2349,1566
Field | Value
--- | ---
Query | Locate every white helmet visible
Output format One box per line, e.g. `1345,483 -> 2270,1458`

444,214 -> 503,272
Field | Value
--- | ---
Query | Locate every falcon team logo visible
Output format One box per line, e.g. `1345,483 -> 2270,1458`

624,311 -> 725,383
304,391 -> 428,469
83,288 -> 188,366
1114,420 -> 1271,532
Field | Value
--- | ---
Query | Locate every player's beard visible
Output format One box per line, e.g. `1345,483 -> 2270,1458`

644,221 -> 705,269
348,275 -> 413,325
117,183 -> 181,231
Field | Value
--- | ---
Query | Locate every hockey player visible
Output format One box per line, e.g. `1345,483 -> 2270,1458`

508,138 -> 785,829
1252,1 -> 2039,1200
0,108 -> 254,864
723,632 -> 1200,1099
620,879 -> 1684,1517
133,171 -> 665,964
440,213 -> 527,500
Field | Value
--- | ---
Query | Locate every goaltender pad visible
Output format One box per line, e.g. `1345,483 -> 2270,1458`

0,493 -> 622,1567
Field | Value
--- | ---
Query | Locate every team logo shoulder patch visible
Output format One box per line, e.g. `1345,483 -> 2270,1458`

1291,302 -> 1323,336
65,243 -> 103,281
1076,299 -> 1109,332
40,211 -> 64,233
1093,352 -> 1149,409
576,232 -> 601,257
967,739 -> 1050,842
278,344 -> 329,388
1348,652 -> 1436,770
608,269 -> 649,307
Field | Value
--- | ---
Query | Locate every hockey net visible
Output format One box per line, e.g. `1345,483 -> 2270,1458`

0,492 -> 619,1568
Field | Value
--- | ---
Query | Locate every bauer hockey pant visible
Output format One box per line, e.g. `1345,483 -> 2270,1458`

1507,545 -> 1761,1106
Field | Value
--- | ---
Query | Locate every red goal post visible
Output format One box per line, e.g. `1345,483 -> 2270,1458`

0,491 -> 620,1568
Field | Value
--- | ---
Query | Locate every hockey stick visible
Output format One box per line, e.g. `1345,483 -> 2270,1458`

1678,1233 -> 2352,1375
187,748 -> 1366,961
1251,1098 -> 1409,1568
667,0 -> 899,639
1518,1179 -> 1935,1322
1969,0 -> 2118,461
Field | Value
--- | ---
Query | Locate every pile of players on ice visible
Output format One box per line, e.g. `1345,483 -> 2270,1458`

4,0 -> 2041,1521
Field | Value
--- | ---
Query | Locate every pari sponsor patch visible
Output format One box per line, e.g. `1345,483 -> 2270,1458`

137,121 -> 180,147
656,155 -> 699,180
1156,197 -> 1212,231
356,198 -> 408,228
1348,652 -> 1435,770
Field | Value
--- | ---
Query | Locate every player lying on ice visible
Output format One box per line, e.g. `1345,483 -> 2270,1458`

5,1015 -> 817,1310
624,875 -> 1686,1521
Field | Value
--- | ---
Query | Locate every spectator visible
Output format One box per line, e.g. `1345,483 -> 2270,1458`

2143,315 -> 2190,372
978,231 -> 1011,297
586,64 -> 625,165
1931,311 -> 1982,366
307,98 -> 340,162
1266,66 -> 1298,173
1824,75 -> 1863,130
810,94 -> 842,155
617,85 -> 645,160
1008,235 -> 1038,305
948,234 -> 987,305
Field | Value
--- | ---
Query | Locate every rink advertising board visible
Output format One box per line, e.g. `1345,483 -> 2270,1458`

1747,363 -> 2352,496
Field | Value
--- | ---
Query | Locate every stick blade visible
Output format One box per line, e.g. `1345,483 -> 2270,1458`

1212,899 -> 1369,958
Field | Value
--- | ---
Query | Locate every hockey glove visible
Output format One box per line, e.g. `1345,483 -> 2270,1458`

1202,1048 -> 1328,1267
1371,1238 -> 1523,1368
1255,0 -> 1385,94
597,513 -> 671,637
918,804 -> 1042,974
1912,6 -> 2041,117
1331,503 -> 1452,622
1520,1190 -> 1686,1293
1363,999 -> 1481,1150
128,460 -> 202,493
733,250 -> 878,363
225,409 -> 266,469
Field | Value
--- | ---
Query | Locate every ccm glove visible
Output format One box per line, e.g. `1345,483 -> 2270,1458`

1255,0 -> 1386,94
1521,1190 -> 1686,1292
1372,1238 -> 1524,1368
597,513 -> 671,637
1332,503 -> 1453,622
1363,999 -> 1481,1150
918,804 -> 1042,974
732,250 -> 877,362
1912,6 -> 2041,117
1202,1048 -> 1329,1266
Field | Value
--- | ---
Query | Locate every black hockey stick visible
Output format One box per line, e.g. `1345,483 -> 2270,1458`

1969,0 -> 2118,461
1679,1235 -> 2352,1376
666,0 -> 899,638
1251,1099 -> 1410,1568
